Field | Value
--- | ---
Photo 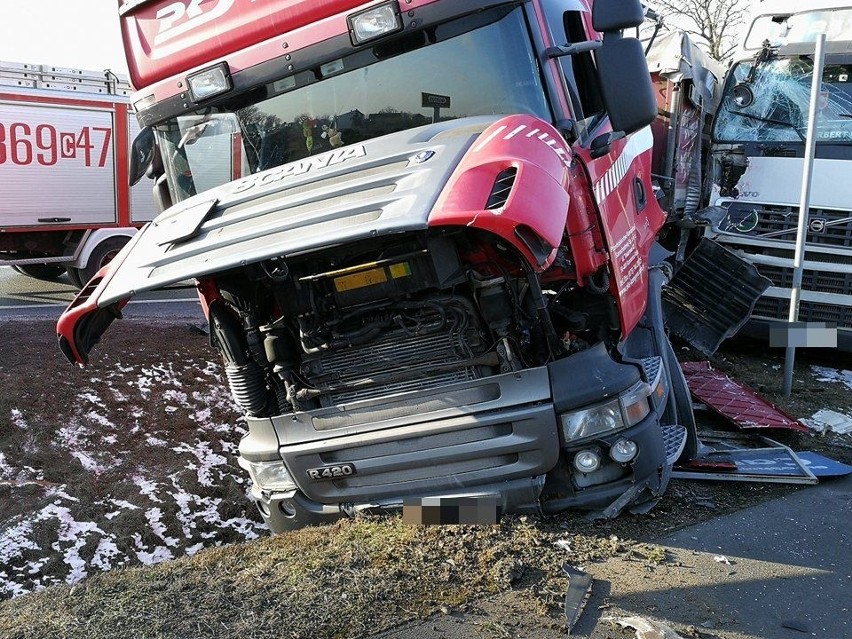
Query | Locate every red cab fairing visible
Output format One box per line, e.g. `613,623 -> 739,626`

56,235 -> 139,365
119,0 -> 439,90
575,125 -> 666,336
429,115 -> 571,271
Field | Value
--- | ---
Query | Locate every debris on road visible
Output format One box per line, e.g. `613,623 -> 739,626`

604,615 -> 686,639
794,452 -> 852,477
562,564 -> 593,634
674,433 -> 818,484
810,365 -> 852,390
803,409 -> 852,435
681,361 -> 809,433
713,555 -> 732,565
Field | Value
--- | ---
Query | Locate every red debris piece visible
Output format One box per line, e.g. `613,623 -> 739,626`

681,361 -> 810,433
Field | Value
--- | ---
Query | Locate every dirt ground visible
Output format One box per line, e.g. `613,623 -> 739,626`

0,319 -> 849,638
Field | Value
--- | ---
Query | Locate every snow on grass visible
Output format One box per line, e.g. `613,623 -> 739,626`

0,359 -> 264,599
810,365 -> 852,390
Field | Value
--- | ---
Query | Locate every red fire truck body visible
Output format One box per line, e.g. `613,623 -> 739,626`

0,62 -> 157,285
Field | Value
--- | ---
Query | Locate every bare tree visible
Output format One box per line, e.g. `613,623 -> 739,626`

650,0 -> 750,61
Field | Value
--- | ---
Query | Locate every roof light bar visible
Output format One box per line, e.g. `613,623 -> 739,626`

348,2 -> 403,45
187,63 -> 232,103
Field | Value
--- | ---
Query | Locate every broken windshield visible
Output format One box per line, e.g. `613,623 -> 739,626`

155,6 -> 551,203
713,57 -> 852,144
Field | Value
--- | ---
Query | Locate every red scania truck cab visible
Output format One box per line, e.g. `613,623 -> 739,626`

58,0 -> 727,531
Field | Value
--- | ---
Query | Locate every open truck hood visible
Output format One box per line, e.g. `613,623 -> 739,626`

57,116 -> 499,364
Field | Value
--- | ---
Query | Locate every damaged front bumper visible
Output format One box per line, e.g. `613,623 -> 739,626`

239,346 -> 682,532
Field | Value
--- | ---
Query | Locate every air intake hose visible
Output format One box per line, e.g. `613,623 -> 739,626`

208,300 -> 269,416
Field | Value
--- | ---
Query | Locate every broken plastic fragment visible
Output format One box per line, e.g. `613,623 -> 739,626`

604,615 -> 686,639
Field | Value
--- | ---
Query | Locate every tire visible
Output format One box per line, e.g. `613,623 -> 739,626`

79,237 -> 129,284
12,264 -> 65,282
65,267 -> 85,289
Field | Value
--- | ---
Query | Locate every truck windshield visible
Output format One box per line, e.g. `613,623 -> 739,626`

713,57 -> 852,144
155,6 -> 551,202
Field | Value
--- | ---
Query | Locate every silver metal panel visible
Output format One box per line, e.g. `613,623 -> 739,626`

281,403 -> 559,504
262,366 -> 554,445
95,117 -> 499,306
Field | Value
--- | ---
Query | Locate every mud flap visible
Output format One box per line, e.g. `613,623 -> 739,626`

662,238 -> 771,355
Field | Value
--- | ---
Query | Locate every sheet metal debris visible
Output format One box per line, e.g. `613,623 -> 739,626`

803,409 -> 852,435
604,615 -> 686,639
674,433 -> 818,484
562,564 -> 593,634
681,361 -> 810,433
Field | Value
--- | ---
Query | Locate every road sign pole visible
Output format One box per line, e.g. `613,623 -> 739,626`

783,32 -> 827,397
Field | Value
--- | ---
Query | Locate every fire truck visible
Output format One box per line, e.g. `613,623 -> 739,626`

0,62 -> 157,286
58,0 -> 766,532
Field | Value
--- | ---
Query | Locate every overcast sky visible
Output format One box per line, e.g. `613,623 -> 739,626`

0,1 -> 128,75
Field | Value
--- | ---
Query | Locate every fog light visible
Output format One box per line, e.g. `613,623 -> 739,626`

573,449 -> 601,473
610,439 -> 639,463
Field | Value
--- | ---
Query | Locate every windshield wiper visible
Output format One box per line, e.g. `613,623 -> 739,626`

727,109 -> 806,142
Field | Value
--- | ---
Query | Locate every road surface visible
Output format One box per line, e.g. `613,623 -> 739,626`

0,266 -> 204,321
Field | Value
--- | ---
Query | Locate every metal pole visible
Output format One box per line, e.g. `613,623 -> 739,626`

783,32 -> 827,397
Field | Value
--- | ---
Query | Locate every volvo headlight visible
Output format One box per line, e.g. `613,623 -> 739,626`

238,458 -> 297,492
560,382 -> 652,442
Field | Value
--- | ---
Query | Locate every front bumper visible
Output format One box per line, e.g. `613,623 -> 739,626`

240,351 -> 678,532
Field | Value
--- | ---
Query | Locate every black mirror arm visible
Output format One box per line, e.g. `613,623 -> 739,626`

589,131 -> 626,159
545,40 -> 602,59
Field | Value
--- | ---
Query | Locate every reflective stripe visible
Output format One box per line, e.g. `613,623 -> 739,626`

593,126 -> 654,203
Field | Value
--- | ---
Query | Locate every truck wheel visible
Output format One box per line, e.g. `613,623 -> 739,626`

65,267 -> 85,289
12,264 -> 65,282
80,237 -> 129,284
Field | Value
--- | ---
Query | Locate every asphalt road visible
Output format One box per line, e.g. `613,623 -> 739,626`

373,476 -> 852,639
0,266 -> 204,321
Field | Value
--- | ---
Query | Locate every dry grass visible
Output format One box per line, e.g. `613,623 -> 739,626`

0,321 -> 849,638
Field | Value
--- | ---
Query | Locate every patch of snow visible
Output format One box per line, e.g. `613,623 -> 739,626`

77,392 -> 105,407
134,476 -> 164,504
146,436 -> 169,447
71,451 -> 107,474
145,507 -> 180,548
131,533 -> 174,566
84,411 -> 116,429
9,408 -> 28,429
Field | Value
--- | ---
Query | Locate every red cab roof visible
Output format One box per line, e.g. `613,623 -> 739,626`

119,0 -> 383,89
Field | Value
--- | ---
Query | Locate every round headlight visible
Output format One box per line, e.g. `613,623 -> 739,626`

573,449 -> 601,473
610,439 -> 639,463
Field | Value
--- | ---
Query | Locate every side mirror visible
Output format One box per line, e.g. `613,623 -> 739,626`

592,0 -> 644,32
732,83 -> 755,108
596,37 -> 658,135
129,127 -> 155,187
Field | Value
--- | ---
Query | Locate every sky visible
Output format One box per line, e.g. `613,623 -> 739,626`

0,1 -> 128,75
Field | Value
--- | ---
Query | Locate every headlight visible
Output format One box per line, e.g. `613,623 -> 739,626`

238,458 -> 297,492
559,382 -> 652,442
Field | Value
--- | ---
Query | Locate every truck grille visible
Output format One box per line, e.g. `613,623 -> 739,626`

282,404 -> 559,504
304,328 -> 486,406
728,204 -> 852,249
753,297 -> 852,328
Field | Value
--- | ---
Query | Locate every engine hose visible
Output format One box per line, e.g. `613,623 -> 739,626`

521,262 -> 565,358
224,363 -> 269,417
208,300 -> 269,416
